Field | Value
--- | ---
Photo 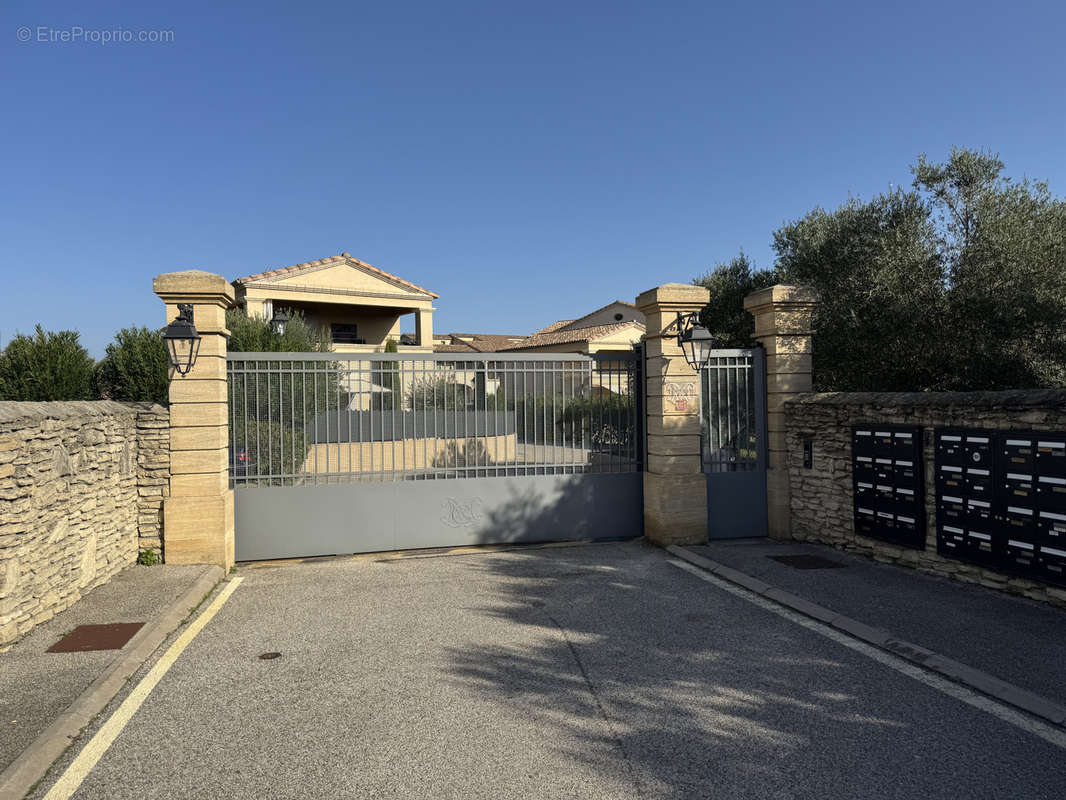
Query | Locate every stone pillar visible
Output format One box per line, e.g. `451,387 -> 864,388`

153,270 -> 236,568
743,285 -> 818,540
636,283 -> 710,546
415,308 -> 434,348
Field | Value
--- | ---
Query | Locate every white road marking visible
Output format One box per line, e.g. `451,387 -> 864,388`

43,578 -> 244,800
668,559 -> 1066,750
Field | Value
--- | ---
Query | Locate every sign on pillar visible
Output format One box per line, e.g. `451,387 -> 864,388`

153,270 -> 236,569
635,283 -> 711,546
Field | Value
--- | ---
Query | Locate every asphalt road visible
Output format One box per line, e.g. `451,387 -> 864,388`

30,541 -> 1066,799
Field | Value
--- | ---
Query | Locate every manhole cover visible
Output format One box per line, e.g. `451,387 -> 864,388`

47,623 -> 145,653
768,554 -> 847,570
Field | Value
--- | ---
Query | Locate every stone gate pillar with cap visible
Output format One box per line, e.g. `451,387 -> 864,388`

743,285 -> 818,540
636,283 -> 711,546
153,270 -> 236,568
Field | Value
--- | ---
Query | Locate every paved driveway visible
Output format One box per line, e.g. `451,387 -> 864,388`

32,541 -> 1066,799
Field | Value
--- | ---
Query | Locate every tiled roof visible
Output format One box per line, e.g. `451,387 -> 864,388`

501,321 -> 645,350
564,300 -> 640,330
433,333 -> 530,353
531,319 -> 574,336
234,253 -> 439,298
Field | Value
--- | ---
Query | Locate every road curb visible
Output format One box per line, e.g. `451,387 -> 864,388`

667,545 -> 1066,729
0,565 -> 224,800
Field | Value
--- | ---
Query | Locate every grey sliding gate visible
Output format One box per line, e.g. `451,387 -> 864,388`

227,350 -> 643,560
702,348 -> 768,539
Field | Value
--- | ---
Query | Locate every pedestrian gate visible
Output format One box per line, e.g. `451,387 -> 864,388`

227,350 -> 644,560
701,348 -> 768,539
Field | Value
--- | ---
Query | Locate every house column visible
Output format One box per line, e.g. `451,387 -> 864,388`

743,285 -> 818,540
153,270 -> 236,568
636,283 -> 711,546
415,308 -> 434,347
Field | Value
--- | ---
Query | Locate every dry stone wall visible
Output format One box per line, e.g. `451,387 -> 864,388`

0,401 -> 170,646
785,391 -> 1066,609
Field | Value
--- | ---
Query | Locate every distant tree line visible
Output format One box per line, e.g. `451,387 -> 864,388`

695,148 -> 1066,391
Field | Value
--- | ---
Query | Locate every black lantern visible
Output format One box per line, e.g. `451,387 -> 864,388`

270,307 -> 290,335
163,303 -> 201,376
676,312 -> 714,371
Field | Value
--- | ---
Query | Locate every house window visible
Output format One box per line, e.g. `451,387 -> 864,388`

331,323 -> 365,344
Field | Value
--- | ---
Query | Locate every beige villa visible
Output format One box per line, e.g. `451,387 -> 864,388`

232,252 -> 437,352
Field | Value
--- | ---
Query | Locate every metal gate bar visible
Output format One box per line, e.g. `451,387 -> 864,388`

227,351 -> 642,487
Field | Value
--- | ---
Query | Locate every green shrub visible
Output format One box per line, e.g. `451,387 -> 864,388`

226,309 -> 330,353
97,327 -> 169,404
137,548 -> 160,566
0,326 -> 97,401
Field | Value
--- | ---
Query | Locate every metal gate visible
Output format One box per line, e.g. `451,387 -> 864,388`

227,350 -> 643,560
701,348 -> 768,539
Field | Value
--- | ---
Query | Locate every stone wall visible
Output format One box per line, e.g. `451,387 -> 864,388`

785,390 -> 1066,609
0,401 -> 170,646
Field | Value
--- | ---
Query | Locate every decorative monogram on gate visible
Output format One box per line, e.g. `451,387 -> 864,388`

440,497 -> 485,528
664,381 -> 698,413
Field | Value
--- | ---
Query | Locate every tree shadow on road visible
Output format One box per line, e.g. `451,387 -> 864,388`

438,483 -> 1020,799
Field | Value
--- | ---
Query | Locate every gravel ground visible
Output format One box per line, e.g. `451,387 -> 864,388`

29,541 -> 1066,800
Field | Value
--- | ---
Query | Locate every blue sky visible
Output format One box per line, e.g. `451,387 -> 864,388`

2,1 -> 1064,356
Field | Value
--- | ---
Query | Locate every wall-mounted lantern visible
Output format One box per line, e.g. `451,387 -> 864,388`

163,303 -> 201,376
676,311 -> 714,371
270,307 -> 290,335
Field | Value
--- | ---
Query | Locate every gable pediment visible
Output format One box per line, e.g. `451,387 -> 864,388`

237,254 -> 437,299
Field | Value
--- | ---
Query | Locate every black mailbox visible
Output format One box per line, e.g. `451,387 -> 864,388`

853,429 -> 876,457
936,464 -> 965,493
964,526 -> 998,566
1002,436 -> 1036,471
1003,536 -> 1038,572
964,468 -> 993,498
1037,476 -> 1066,512
964,434 -> 993,468
1038,511 -> 1066,548
1001,471 -> 1035,502
936,433 -> 966,465
853,424 -> 925,549
1003,505 -> 1037,539
937,523 -> 966,558
1035,437 -> 1066,478
1037,543 -> 1066,585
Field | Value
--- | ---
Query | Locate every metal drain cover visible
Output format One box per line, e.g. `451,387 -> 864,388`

47,623 -> 145,653
768,554 -> 847,570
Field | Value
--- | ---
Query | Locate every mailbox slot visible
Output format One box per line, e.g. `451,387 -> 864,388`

1038,511 -> 1066,548
1037,545 -> 1066,586
938,495 -> 967,525
854,456 -> 876,483
893,459 -> 919,488
937,524 -> 966,557
964,435 -> 993,469
1035,438 -> 1066,478
1004,536 -> 1038,572
874,430 -> 895,458
936,433 -> 966,465
966,497 -> 994,527
1003,505 -> 1037,538
964,468 -> 993,498
964,527 -> 998,566
936,464 -> 964,493
1001,472 -> 1035,502
1002,437 -> 1036,471
853,429 -> 876,457
1037,476 -> 1066,512
893,430 -> 917,457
